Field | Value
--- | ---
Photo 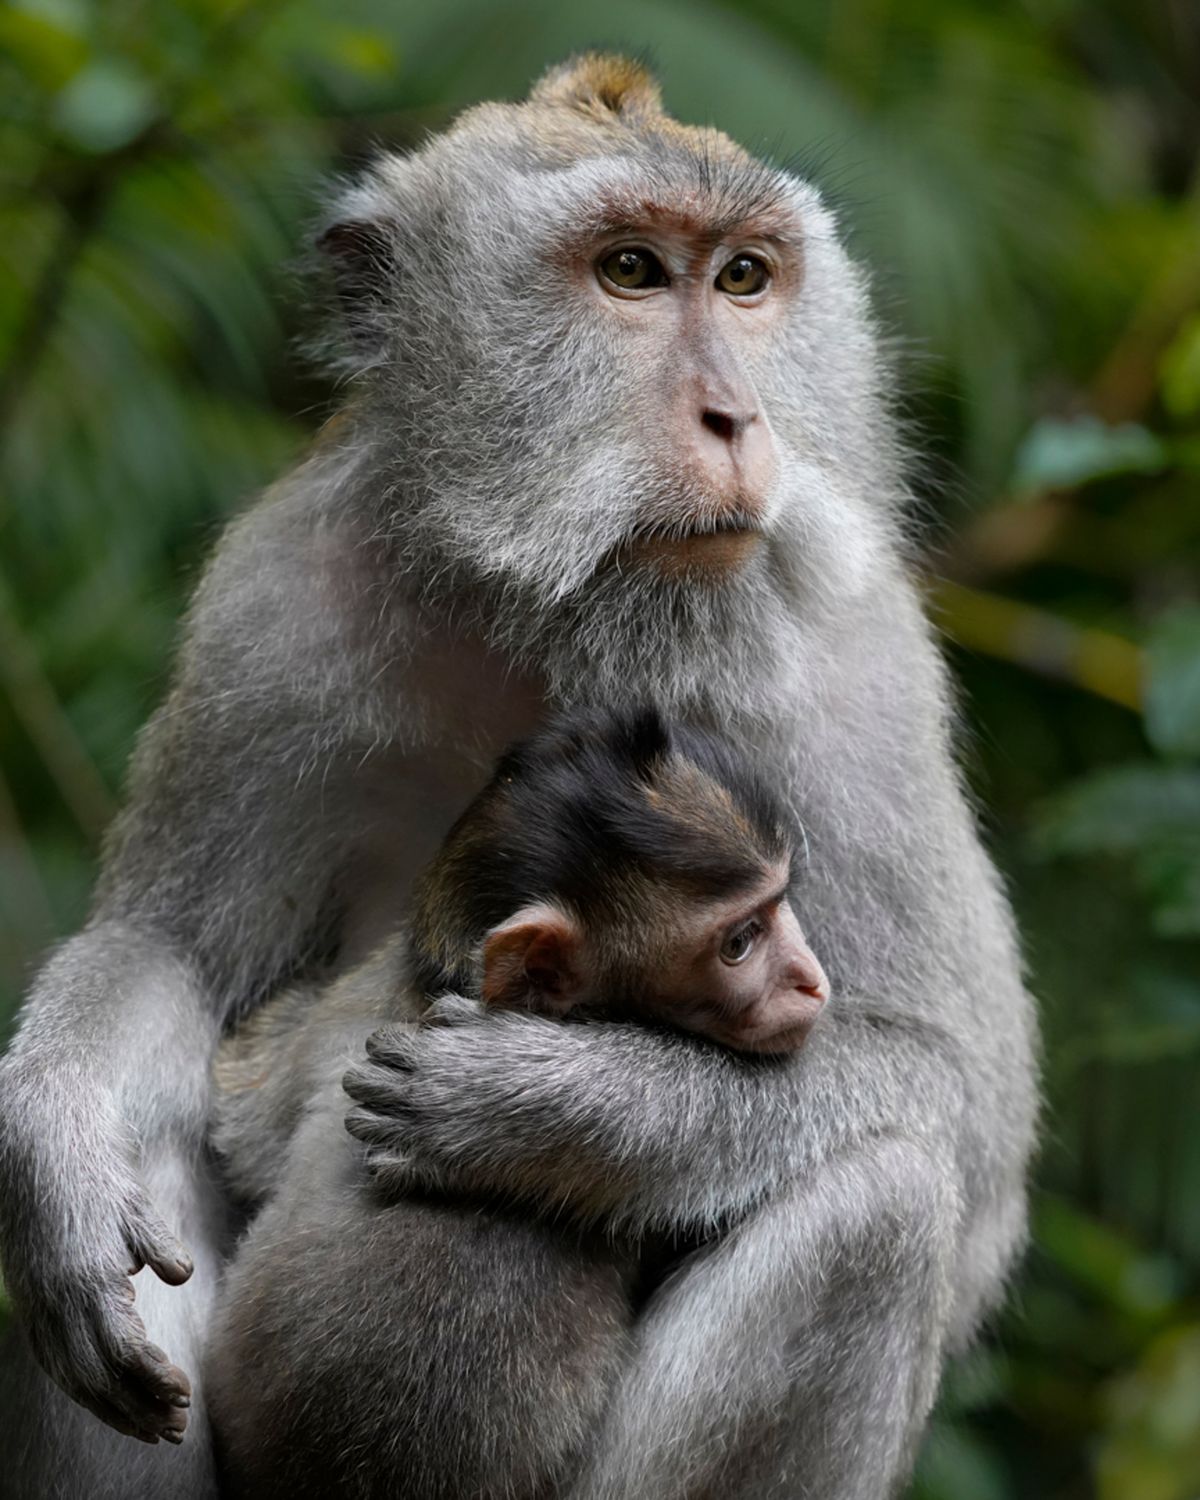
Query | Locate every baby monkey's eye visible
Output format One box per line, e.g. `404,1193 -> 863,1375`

717,255 -> 769,296
720,919 -> 763,966
598,247 -> 668,292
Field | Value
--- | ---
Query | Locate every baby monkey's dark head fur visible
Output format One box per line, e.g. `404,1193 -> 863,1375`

408,708 -> 825,1052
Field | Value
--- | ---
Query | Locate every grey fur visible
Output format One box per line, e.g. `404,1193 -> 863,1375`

0,56 -> 1036,1499
205,947 -> 643,1500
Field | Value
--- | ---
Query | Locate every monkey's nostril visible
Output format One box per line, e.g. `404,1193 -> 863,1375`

702,410 -> 739,443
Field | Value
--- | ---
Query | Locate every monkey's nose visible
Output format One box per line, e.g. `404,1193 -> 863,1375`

789,954 -> 830,1004
687,388 -> 778,512
701,408 -> 756,444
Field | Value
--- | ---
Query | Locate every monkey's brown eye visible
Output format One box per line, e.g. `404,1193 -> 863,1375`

720,920 -> 761,966
598,248 -> 668,292
716,255 -> 769,297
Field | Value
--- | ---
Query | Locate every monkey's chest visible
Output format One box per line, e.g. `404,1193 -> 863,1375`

334,746 -> 502,965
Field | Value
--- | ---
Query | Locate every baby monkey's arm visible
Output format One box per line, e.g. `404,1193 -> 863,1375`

211,938 -> 416,1207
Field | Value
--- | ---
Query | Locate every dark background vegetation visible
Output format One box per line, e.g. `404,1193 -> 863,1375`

2,1 -> 1199,1495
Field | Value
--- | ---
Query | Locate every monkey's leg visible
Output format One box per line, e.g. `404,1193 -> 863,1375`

0,1144 -> 228,1500
569,1134 -> 958,1500
206,1093 -> 633,1500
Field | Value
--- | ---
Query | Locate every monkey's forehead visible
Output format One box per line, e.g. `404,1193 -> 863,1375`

334,57 -> 831,262
398,54 -> 821,242
359,125 -> 813,264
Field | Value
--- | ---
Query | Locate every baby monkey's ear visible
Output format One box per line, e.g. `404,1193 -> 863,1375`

481,905 -> 586,1013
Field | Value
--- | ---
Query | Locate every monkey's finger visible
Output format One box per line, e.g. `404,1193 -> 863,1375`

362,1026 -> 418,1069
345,1103 -> 410,1149
94,1302 -> 191,1404
92,1299 -> 193,1435
78,1390 -> 161,1443
344,1076 -> 417,1128
104,1360 -> 191,1442
127,1206 -> 195,1286
343,1061 -> 415,1109
107,1361 -> 191,1443
129,1342 -> 192,1405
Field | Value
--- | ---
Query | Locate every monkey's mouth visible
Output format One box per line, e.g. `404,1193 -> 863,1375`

606,513 -> 765,580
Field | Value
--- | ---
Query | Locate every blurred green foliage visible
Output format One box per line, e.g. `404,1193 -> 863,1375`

1,1 -> 1198,1495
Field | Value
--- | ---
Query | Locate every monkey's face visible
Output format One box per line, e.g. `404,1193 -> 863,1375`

478,862 -> 830,1057
321,60 -> 902,699
633,865 -> 831,1055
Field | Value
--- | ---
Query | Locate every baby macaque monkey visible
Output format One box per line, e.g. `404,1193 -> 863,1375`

417,707 -> 830,1055
206,708 -> 829,1500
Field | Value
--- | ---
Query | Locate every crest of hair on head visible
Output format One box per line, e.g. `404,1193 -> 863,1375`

529,53 -> 664,121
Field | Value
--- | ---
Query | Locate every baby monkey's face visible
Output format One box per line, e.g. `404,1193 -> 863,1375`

480,860 -> 830,1057
641,862 -> 829,1055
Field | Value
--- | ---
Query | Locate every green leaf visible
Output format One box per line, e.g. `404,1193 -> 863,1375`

1036,765 -> 1200,857
1036,1197 -> 1182,1318
1160,314 -> 1200,421
0,1 -> 88,92
1098,1325 -> 1200,1500
1011,415 -> 1168,494
53,60 -> 158,154
1145,608 -> 1200,759
911,1424 -> 1011,1500
1136,849 -> 1200,938
1058,968 -> 1200,1065
1037,765 -> 1200,934
328,27 -> 399,79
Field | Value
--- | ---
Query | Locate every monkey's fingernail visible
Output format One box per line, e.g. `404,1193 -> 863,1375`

169,1394 -> 191,1408
162,1429 -> 185,1445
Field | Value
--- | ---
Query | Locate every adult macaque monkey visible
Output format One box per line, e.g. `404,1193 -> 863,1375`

0,52 -> 1036,1500
205,707 -> 830,1500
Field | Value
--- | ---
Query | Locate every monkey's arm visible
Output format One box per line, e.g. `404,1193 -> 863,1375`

344,994 -> 970,1236
0,500 -> 378,1441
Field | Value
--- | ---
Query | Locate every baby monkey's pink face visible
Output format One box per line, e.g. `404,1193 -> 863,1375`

481,862 -> 829,1057
644,863 -> 829,1055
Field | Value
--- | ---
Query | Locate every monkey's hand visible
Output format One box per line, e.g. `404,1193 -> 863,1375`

343,994 -> 733,1227
343,997 -> 544,1201
0,1076 -> 194,1443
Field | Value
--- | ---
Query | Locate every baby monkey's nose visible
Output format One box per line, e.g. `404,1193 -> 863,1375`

790,952 -> 830,1004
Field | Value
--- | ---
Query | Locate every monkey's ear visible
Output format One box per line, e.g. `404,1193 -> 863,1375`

481,905 -> 585,1013
316,218 -> 396,352
529,54 -> 663,121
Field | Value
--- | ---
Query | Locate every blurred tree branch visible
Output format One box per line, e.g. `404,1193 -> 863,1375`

931,578 -> 1143,711
0,123 -> 168,433
0,0 -> 287,435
